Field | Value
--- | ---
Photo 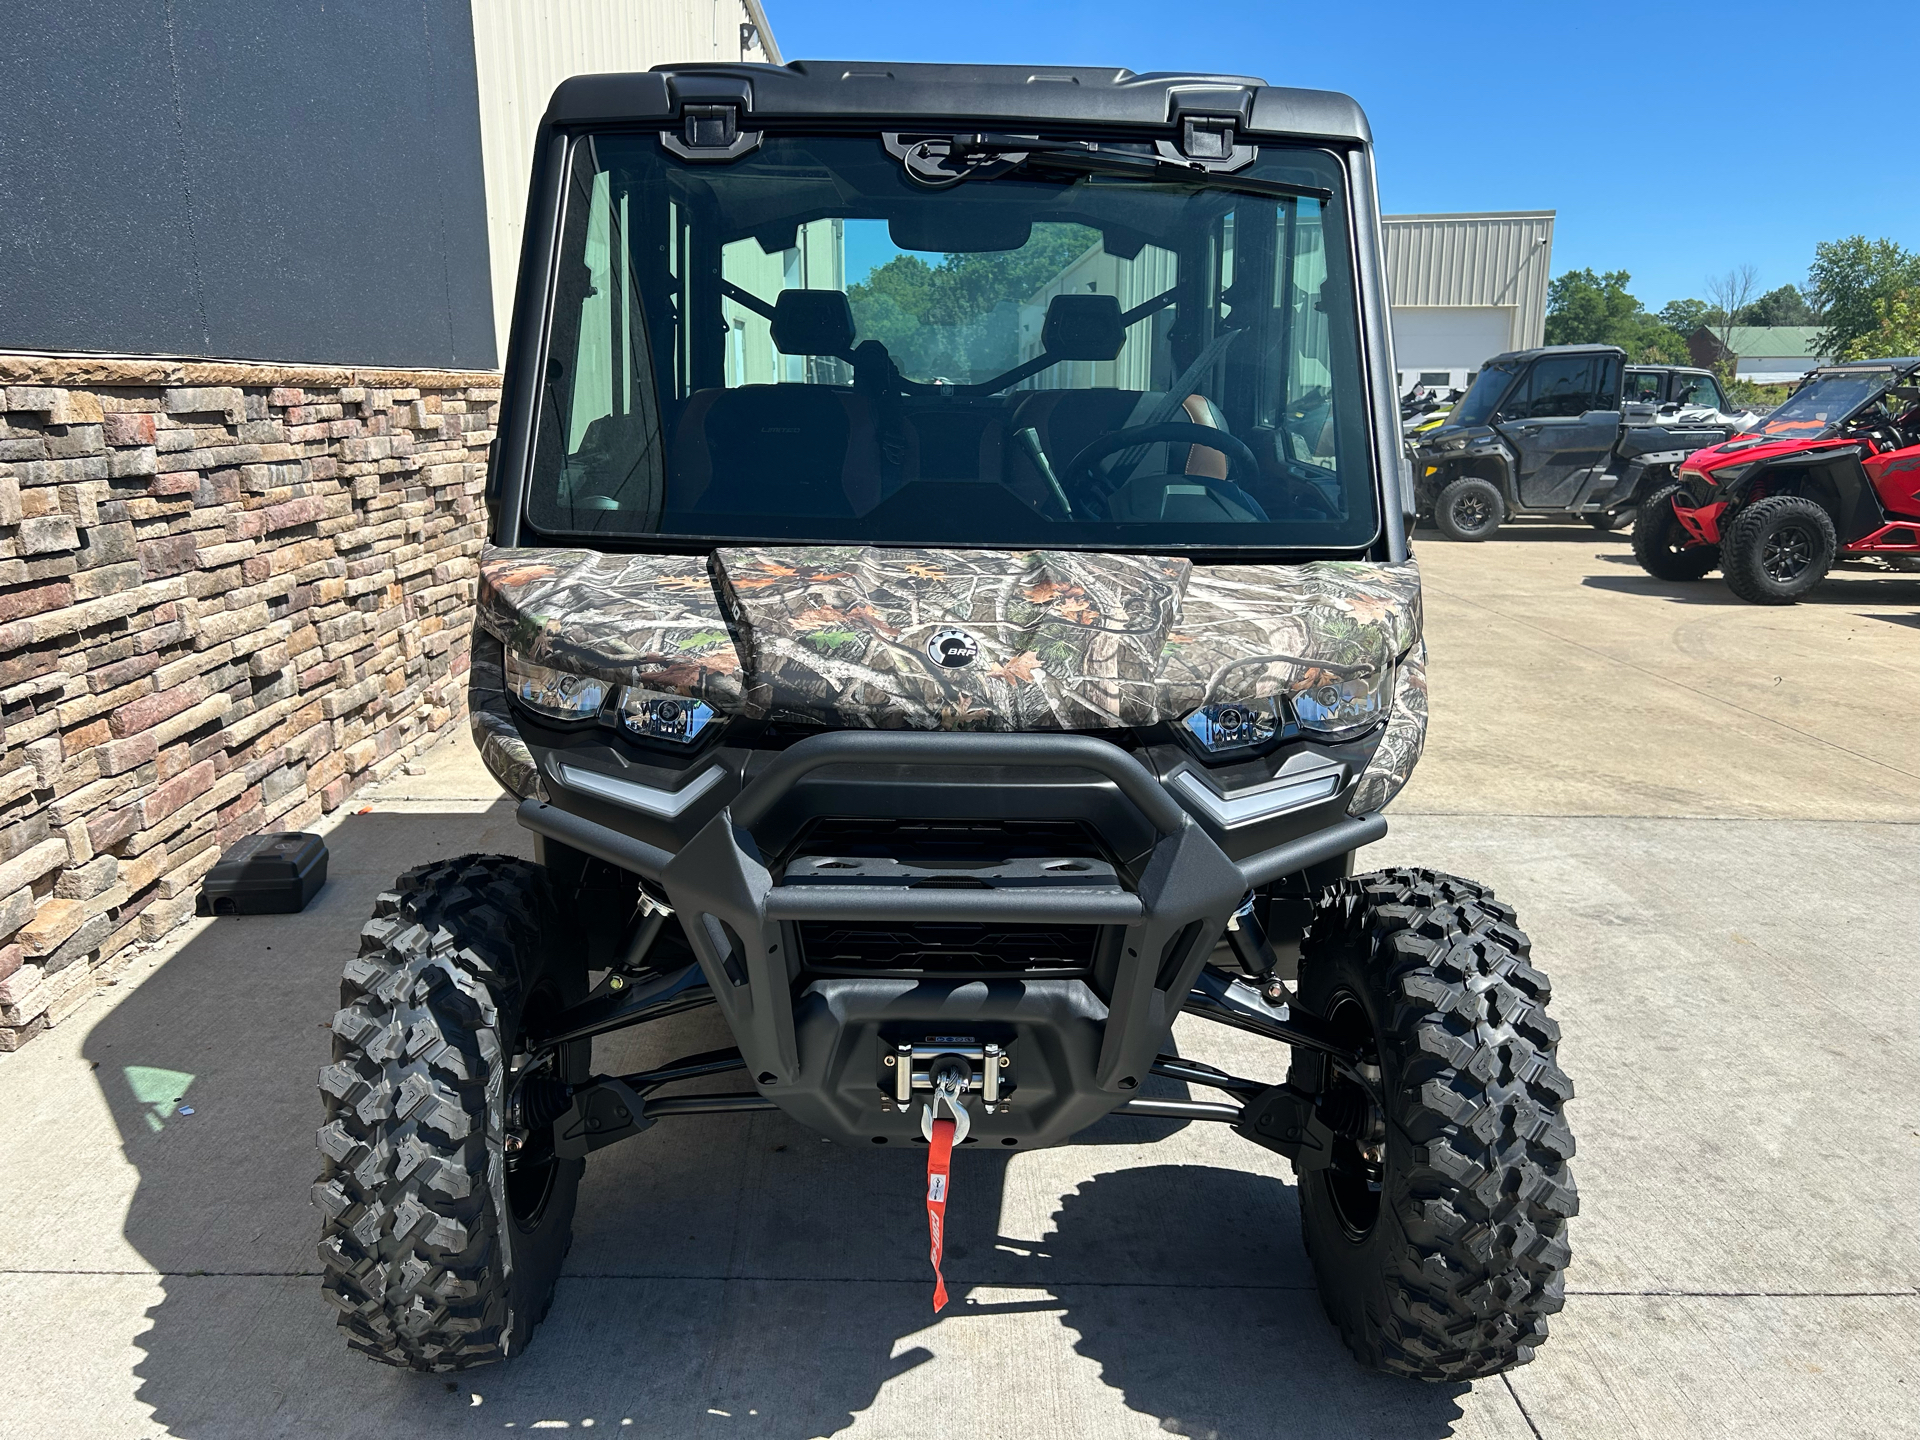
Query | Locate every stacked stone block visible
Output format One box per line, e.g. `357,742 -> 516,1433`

0,353 -> 500,1051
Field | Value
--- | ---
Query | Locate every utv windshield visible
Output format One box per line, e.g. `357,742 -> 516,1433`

525,134 -> 1377,550
1760,370 -> 1896,437
1443,360 -> 1518,429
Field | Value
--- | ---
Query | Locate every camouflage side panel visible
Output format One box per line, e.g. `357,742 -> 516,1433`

467,627 -> 548,802
1348,638 -> 1428,816
477,545 -> 748,709
1157,559 -> 1423,715
712,547 -> 1192,731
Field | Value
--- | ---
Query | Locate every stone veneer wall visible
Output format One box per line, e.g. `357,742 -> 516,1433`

0,352 -> 501,1051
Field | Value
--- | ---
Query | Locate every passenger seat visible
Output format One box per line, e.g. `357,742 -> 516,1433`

669,291 -> 892,518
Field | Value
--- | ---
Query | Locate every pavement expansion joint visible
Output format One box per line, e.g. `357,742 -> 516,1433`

1502,1373 -> 1547,1440
0,1268 -> 325,1278
1559,1297 -> 1920,1305
1395,811 -> 1920,825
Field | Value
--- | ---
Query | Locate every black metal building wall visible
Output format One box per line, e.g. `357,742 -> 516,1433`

0,0 -> 497,368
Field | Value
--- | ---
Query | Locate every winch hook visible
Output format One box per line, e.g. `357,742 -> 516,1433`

920,1057 -> 972,1145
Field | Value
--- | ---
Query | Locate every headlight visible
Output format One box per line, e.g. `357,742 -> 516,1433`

506,653 -> 608,722
1290,666 -> 1392,739
1678,469 -> 1704,483
1182,697 -> 1282,754
505,653 -> 718,744
619,686 -> 715,744
1708,463 -> 1753,486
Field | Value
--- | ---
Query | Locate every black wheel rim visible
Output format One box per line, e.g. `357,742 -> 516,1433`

1761,523 -> 1815,582
1319,991 -> 1386,1240
1443,499 -> 1489,537
1452,494 -> 1491,532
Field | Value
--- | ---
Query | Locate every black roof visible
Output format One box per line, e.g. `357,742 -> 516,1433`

544,61 -> 1370,142
1481,344 -> 1628,365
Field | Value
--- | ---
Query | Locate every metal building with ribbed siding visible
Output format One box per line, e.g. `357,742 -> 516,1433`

1381,211 -> 1555,396
469,1 -> 781,365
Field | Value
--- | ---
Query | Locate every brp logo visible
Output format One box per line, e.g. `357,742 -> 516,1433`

926,628 -> 980,669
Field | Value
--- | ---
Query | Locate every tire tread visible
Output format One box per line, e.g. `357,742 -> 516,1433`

1631,482 -> 1719,580
1300,867 -> 1577,1381
1721,494 -> 1837,604
313,854 -> 566,1371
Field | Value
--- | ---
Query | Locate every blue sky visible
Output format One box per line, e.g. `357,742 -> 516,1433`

770,0 -> 1920,313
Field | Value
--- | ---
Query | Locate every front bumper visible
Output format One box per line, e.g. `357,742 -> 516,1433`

516,730 -> 1385,1147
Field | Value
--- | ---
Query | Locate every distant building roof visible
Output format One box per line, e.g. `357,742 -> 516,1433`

1691,325 -> 1829,358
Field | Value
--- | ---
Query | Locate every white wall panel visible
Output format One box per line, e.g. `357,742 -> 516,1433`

469,0 -> 782,361
1390,305 -> 1515,376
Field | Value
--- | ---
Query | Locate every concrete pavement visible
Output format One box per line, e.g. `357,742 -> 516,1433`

1,521 -> 1915,1438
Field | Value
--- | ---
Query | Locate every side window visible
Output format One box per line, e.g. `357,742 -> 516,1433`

529,146 -> 665,529
1624,371 -> 1662,403
1678,374 -> 1722,408
1501,356 -> 1601,419
1270,198 -> 1349,475
1593,356 -> 1621,410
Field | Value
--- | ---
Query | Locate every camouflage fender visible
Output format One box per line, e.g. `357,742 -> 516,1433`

477,547 -> 748,709
467,628 -> 547,801
1348,639 -> 1427,815
1157,560 -> 1423,714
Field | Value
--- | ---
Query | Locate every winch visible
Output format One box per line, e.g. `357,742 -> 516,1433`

881,1038 -> 1013,1122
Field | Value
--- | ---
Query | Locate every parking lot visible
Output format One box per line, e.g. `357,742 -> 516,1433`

1,522 -> 1915,1440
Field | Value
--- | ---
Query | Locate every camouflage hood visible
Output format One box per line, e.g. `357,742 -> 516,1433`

477,544 -> 1421,732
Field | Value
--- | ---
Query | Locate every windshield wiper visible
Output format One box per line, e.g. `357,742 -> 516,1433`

937,133 -> 1333,203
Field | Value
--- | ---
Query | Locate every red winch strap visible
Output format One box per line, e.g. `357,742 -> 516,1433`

926,1115 -> 955,1312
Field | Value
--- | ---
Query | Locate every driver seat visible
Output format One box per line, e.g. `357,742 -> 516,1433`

1006,389 -> 1232,500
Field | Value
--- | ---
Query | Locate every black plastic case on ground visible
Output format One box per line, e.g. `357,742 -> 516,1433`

196,832 -> 329,916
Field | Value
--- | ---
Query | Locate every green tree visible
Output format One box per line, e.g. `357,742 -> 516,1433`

1840,289 -> 1920,361
1808,236 -> 1920,359
847,223 -> 1098,378
1656,297 -> 1716,335
1736,284 -> 1817,327
1544,269 -> 1690,364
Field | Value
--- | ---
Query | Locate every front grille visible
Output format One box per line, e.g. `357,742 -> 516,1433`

789,816 -> 1109,864
796,920 -> 1099,978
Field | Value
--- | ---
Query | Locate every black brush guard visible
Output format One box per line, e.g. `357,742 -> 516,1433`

518,731 -> 1384,1146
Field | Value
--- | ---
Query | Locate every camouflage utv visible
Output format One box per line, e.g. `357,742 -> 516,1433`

315,62 -> 1576,1381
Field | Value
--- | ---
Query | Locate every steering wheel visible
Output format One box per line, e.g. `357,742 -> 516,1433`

1060,422 -> 1268,518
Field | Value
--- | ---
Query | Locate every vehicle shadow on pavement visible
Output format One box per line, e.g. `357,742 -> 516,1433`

1582,572 -> 1920,606
81,808 -> 1469,1440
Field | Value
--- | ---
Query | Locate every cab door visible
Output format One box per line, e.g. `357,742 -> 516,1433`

1495,354 -> 1624,509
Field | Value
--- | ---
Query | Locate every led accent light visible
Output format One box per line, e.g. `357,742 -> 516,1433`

1290,667 -> 1392,739
505,652 -> 607,721
619,686 -> 715,744
1181,697 -> 1282,753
